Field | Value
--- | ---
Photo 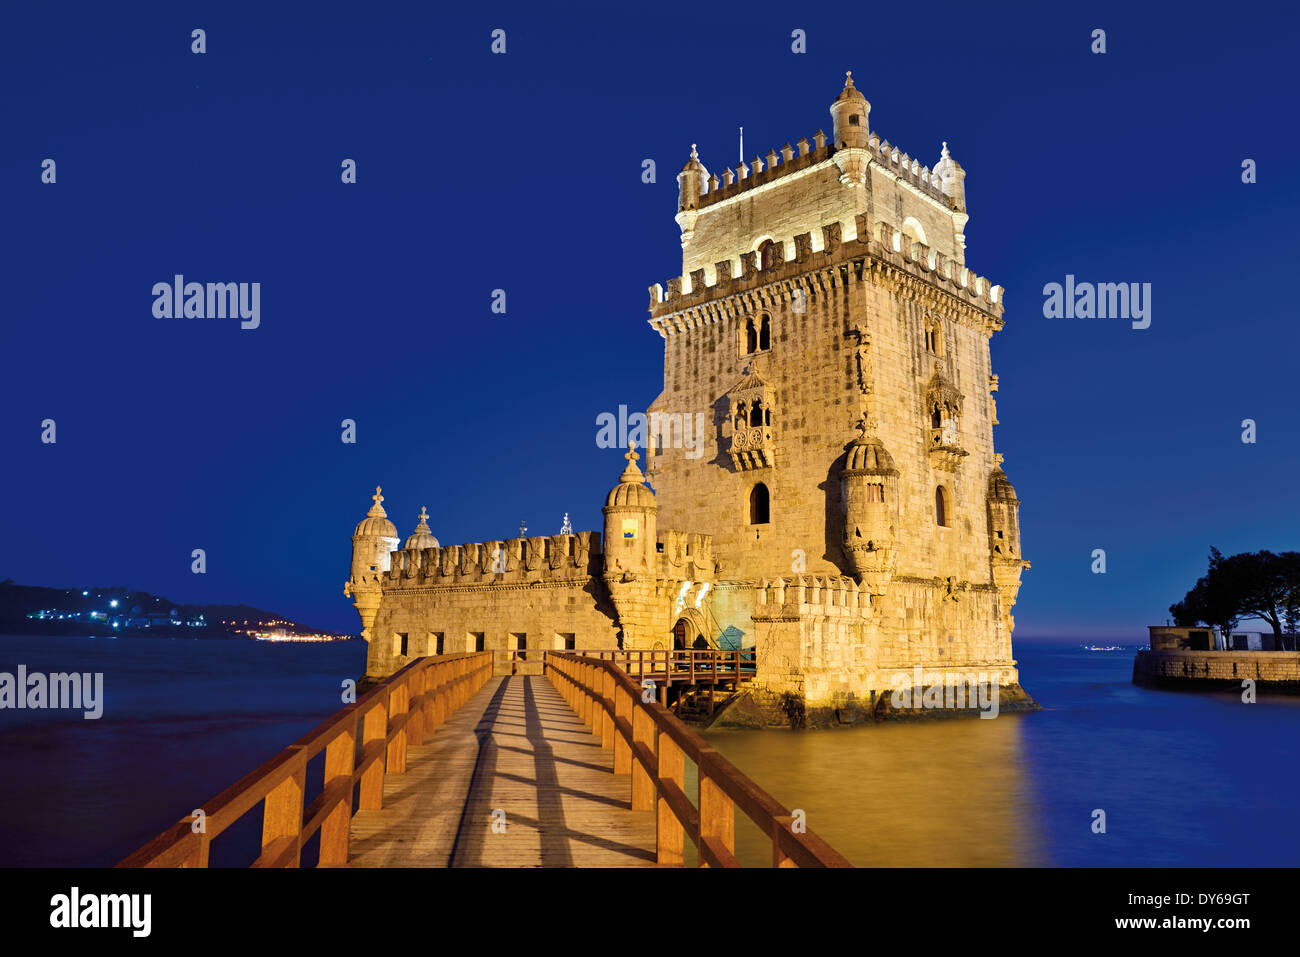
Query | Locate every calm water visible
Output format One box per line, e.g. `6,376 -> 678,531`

2,634 -> 1297,867
0,634 -> 361,867
703,642 -> 1300,866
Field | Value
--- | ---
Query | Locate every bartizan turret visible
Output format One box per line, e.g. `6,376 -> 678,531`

830,71 -> 870,187
602,443 -> 659,647
987,466 -> 1030,635
344,486 -> 400,643
675,144 -> 707,249
934,141 -> 968,258
840,419 -> 899,594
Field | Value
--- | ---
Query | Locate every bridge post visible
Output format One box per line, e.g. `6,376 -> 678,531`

433,666 -> 448,729
386,683 -> 408,775
697,751 -> 735,868
582,662 -> 595,728
419,663 -> 437,737
614,680 -> 632,775
631,707 -> 654,811
600,669 -> 615,749
260,764 -> 306,867
656,731 -> 685,866
408,666 -> 426,748
771,816 -> 798,868
180,824 -> 210,867
358,699 -> 388,810
319,726 -> 356,866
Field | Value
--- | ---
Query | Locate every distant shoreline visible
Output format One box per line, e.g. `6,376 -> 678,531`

0,581 -> 351,642
0,626 -> 356,642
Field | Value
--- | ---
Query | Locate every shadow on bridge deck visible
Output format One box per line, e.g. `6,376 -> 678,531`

348,676 -> 658,867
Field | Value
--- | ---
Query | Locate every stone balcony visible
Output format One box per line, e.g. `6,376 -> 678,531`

928,426 -> 968,471
728,423 -> 776,470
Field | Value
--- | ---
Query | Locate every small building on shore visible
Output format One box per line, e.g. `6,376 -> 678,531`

1148,626 -> 1214,651
1148,626 -> 1284,652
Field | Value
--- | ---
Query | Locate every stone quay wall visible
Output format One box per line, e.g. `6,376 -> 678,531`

1133,649 -> 1300,692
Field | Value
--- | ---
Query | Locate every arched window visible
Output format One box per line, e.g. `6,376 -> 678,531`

750,400 -> 763,427
924,318 -> 944,356
931,404 -> 943,429
745,318 -> 757,354
935,486 -> 949,527
749,483 -> 770,524
734,402 -> 747,430
758,239 -> 775,270
759,314 -> 771,350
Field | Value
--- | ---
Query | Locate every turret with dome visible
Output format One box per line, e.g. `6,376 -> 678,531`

403,506 -> 439,551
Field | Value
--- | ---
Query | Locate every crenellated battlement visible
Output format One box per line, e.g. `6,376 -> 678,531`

753,575 -> 867,615
648,212 -> 1003,331
685,129 -> 954,213
692,134 -> 830,210
383,531 -> 603,587
865,131 -> 952,206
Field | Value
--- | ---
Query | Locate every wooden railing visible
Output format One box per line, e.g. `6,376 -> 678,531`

579,648 -> 756,681
543,651 -> 852,868
494,648 -> 756,688
117,652 -> 493,868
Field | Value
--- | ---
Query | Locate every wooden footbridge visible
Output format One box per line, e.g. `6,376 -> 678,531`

119,652 -> 850,868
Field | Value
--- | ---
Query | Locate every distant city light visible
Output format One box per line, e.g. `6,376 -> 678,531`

109,600 -> 119,608
82,591 -> 88,596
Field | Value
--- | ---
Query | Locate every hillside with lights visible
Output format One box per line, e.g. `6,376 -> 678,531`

0,582 -> 350,642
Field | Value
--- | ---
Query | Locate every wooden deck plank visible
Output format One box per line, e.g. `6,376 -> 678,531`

348,675 -> 657,868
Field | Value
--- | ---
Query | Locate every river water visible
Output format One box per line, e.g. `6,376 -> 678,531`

1,634 -> 1296,867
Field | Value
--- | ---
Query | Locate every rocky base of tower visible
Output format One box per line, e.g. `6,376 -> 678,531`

868,681 -> 1039,722
709,682 -> 1039,730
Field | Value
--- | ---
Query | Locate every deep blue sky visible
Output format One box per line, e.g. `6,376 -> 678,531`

2,2 -> 1296,639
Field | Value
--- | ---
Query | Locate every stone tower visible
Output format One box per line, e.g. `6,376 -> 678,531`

643,72 -> 1030,710
346,73 -> 1033,721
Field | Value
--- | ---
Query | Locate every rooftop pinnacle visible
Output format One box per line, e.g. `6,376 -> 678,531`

619,442 -> 645,484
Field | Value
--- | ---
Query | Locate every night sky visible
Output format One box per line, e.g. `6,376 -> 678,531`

2,2 -> 1296,640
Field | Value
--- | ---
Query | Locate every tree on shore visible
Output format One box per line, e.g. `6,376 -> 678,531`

1171,548 -> 1300,650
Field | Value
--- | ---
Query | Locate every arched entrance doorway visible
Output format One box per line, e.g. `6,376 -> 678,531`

672,617 -> 709,652
671,608 -> 712,651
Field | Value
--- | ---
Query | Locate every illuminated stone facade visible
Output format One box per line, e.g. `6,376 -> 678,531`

345,75 -> 1032,721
